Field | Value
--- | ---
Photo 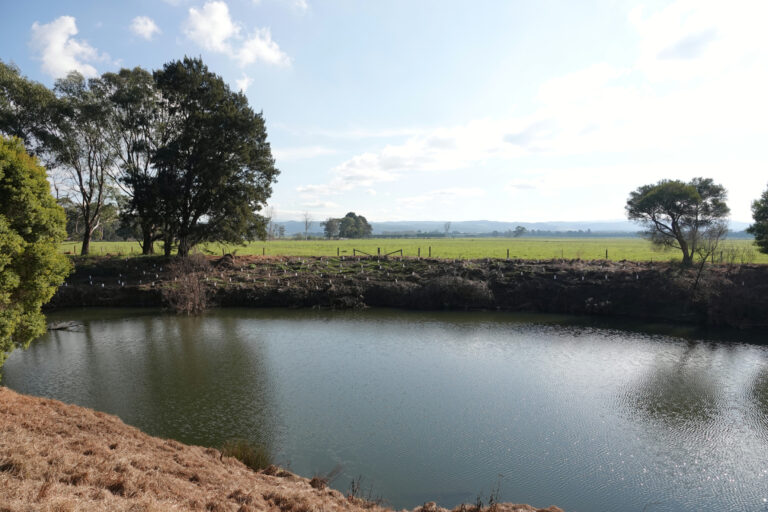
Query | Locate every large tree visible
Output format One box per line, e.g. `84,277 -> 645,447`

0,137 -> 70,371
747,184 -> 768,254
626,177 -> 730,266
322,217 -> 340,239
338,212 -> 372,238
153,58 -> 279,256
99,67 -> 165,254
50,72 -> 116,255
0,61 -> 57,159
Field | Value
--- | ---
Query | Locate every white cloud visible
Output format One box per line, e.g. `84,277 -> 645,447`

252,0 -> 309,12
274,145 -> 337,161
237,28 -> 291,67
130,16 -> 161,41
291,0 -> 309,13
236,74 -> 253,92
184,1 -> 239,53
30,16 -> 108,78
302,201 -> 339,209
183,1 -> 290,67
397,188 -> 486,208
294,0 -> 768,221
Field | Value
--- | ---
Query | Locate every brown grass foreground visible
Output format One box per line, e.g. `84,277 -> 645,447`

0,388 -> 564,512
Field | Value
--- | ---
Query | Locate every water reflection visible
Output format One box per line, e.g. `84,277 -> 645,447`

5,308 -> 768,512
750,365 -> 768,437
4,310 -> 279,451
624,343 -> 724,429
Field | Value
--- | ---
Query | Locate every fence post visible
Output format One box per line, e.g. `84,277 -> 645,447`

507,248 -> 509,260
418,247 -> 421,258
605,249 -> 608,260
377,247 -> 380,256
262,247 -> 265,256
337,247 -> 340,257
429,246 -> 432,257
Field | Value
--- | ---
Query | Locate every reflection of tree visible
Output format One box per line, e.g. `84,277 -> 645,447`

134,313 -> 278,451
68,313 -> 278,454
750,366 -> 768,431
626,344 -> 724,429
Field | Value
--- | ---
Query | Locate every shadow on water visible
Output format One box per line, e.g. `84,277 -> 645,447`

4,309 -> 279,454
750,366 -> 768,436
623,343 -> 725,429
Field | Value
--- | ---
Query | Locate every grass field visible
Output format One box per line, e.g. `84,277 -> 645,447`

60,237 -> 768,263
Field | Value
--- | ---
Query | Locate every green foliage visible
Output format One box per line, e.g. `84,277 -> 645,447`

153,57 -> 279,256
220,439 -> 272,471
0,137 -> 71,370
100,67 -> 164,255
626,177 -> 730,266
747,184 -> 768,254
322,217 -> 340,239
51,72 -> 117,255
324,212 -> 372,239
0,61 -> 57,158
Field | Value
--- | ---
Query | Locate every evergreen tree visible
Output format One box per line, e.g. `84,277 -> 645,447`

0,137 -> 70,371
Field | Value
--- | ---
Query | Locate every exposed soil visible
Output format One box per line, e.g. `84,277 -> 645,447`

49,255 -> 768,329
0,387 -> 563,512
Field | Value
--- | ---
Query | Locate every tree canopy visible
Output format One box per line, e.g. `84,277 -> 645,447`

1,58 -> 279,257
153,58 -> 279,256
747,184 -> 768,254
336,212 -> 373,238
0,136 -> 70,371
626,177 -> 729,265
0,61 -> 57,158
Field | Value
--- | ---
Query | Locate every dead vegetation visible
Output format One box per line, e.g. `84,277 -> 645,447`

161,254 -> 210,315
0,387 -> 564,512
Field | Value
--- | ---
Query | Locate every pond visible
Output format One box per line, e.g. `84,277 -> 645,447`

4,308 -> 768,511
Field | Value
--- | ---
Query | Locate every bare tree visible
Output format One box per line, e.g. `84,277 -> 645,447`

51,73 -> 116,255
264,206 -> 276,240
693,221 -> 728,291
303,211 -> 313,240
444,221 -> 451,237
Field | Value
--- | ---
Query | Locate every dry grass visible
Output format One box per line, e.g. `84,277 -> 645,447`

0,388 -> 563,512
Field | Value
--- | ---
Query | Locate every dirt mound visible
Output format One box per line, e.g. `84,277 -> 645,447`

0,388 -> 563,512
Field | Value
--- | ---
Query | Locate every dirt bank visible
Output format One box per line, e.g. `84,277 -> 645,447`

0,388 -> 562,512
48,254 -> 768,329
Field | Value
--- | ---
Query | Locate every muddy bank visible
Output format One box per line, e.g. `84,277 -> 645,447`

0,387 -> 562,512
48,255 -> 768,329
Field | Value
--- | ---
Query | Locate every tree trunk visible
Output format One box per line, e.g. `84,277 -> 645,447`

141,229 -> 154,255
177,237 -> 190,258
80,228 -> 91,256
678,237 -> 692,266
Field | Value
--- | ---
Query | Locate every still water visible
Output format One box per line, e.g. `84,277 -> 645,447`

4,308 -> 768,511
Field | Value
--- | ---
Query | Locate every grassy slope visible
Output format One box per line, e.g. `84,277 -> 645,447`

61,238 -> 768,263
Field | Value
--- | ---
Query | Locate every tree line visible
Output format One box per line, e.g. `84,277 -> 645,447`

0,57 -> 279,257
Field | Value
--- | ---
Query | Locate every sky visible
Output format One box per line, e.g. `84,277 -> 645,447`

1,0 -> 767,223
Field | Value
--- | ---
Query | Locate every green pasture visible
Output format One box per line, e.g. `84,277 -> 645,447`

60,237 -> 768,263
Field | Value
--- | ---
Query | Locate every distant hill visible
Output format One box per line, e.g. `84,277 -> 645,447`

272,219 -> 752,237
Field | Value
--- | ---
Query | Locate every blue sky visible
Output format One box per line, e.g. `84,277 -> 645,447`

2,0 -> 767,222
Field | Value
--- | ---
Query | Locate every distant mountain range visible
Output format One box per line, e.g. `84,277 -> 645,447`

274,219 -> 752,237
